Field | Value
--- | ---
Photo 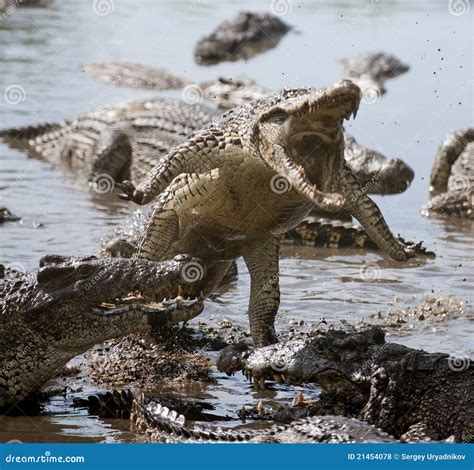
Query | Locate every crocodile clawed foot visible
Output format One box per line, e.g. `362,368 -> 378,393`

116,180 -> 148,205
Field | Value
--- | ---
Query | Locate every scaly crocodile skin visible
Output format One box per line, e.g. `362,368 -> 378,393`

0,255 -> 203,407
423,127 -> 474,219
119,82 -> 415,347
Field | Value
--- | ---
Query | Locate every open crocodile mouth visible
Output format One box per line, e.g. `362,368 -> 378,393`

259,80 -> 361,212
91,286 -> 203,316
283,81 -> 360,146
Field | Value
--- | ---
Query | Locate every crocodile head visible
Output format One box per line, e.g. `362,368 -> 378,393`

247,80 -> 361,212
219,328 -> 387,390
21,254 -> 205,350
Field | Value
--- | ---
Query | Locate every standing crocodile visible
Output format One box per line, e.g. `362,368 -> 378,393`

194,11 -> 291,65
0,254 -> 204,407
118,82 -> 417,347
422,127 -> 473,219
216,328 -> 473,442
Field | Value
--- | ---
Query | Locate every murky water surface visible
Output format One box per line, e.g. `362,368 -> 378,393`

0,0 -> 472,442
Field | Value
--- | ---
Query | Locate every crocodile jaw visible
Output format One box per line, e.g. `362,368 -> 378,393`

257,80 -> 361,212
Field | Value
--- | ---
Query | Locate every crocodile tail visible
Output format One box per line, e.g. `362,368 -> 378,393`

429,127 -> 474,197
0,122 -> 63,153
131,393 -> 259,442
282,217 -> 378,250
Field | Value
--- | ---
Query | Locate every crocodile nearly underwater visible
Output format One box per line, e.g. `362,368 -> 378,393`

0,207 -> 20,224
0,254 -> 204,407
217,328 -> 473,442
194,11 -> 291,65
340,52 -> 409,101
423,127 -> 474,219
117,82 -> 418,347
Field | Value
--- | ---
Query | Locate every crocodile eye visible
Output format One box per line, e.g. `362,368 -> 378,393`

76,264 -> 95,278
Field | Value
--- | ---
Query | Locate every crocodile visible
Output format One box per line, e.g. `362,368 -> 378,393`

0,207 -> 20,224
422,127 -> 473,219
340,52 -> 410,101
217,328 -> 473,442
117,82 -> 417,347
82,65 -> 269,110
0,254 -> 204,407
131,393 -> 396,443
194,11 -> 291,65
0,97 -> 413,195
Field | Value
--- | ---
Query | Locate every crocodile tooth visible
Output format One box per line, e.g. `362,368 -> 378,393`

176,296 -> 183,309
178,284 -> 184,297
257,400 -> 264,413
273,373 -> 284,384
169,410 -> 178,421
296,390 -> 304,404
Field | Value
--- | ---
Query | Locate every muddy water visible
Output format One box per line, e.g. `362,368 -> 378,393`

0,0 -> 472,442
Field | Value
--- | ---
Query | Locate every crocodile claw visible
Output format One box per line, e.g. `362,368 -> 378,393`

116,180 -> 148,205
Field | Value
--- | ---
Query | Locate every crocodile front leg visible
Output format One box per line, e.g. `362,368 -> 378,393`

134,189 -> 180,262
242,237 -> 280,347
117,131 -> 227,205
339,165 -> 413,261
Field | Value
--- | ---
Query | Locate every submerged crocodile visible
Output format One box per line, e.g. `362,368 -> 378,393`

117,82 -> 418,347
217,328 -> 473,442
194,11 -> 291,65
0,207 -> 20,224
340,52 -> 409,100
0,254 -> 204,407
422,127 -> 473,219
